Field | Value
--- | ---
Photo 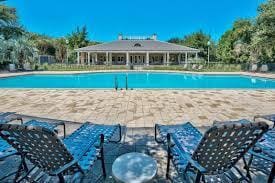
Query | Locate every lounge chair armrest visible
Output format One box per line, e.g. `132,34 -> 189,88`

169,133 -> 207,173
5,117 -> 23,124
53,121 -> 66,137
51,134 -> 103,176
75,134 -> 103,162
248,149 -> 274,162
50,159 -> 78,175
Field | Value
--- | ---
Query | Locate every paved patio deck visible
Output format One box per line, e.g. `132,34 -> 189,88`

0,88 -> 274,181
0,89 -> 275,127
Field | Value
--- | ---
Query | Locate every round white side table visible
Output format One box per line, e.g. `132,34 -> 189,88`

112,152 -> 158,183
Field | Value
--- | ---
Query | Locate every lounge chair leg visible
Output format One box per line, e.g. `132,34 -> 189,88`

243,155 -> 253,180
166,133 -> 171,179
268,163 -> 275,183
17,117 -> 23,124
14,155 -> 28,183
117,124 -> 122,142
62,123 -> 66,137
58,174 -> 65,183
110,124 -> 122,143
195,171 -> 202,183
100,134 -> 107,178
155,124 -> 162,143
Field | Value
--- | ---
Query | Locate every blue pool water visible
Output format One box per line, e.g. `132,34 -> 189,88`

0,72 -> 275,89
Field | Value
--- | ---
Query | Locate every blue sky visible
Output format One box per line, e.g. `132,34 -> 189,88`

7,0 -> 265,42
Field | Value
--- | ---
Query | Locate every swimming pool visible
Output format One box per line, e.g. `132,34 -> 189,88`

0,72 -> 275,89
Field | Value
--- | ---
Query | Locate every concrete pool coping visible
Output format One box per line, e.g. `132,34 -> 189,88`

0,70 -> 275,80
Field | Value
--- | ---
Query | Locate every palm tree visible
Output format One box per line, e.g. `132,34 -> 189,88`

0,0 -> 17,26
0,0 -> 23,40
0,35 -> 38,66
15,37 -> 38,67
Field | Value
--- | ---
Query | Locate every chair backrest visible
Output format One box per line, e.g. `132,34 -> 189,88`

251,64 -> 257,72
0,112 -> 14,124
260,64 -> 268,72
192,121 -> 268,175
0,124 -> 80,175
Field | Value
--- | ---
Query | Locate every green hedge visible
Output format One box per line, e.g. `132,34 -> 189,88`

39,63 -> 244,72
40,64 -> 128,71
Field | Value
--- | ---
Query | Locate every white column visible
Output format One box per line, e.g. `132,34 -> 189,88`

91,53 -> 95,65
185,52 -> 188,63
95,53 -> 98,65
77,52 -> 80,65
88,52 -> 90,65
105,52 -> 108,65
109,52 -> 112,65
146,52 -> 149,66
178,54 -> 181,65
126,52 -> 129,66
163,53 -> 166,65
166,52 -> 170,66
195,52 -> 198,61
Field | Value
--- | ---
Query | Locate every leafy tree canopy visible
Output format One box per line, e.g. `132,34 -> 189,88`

0,0 -> 16,26
67,26 -> 89,49
251,0 -> 275,62
217,19 -> 253,63
168,31 -> 215,61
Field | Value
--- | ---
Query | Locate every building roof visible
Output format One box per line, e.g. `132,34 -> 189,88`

75,40 -> 199,52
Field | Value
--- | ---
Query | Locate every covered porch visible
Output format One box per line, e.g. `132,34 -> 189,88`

76,51 -> 199,66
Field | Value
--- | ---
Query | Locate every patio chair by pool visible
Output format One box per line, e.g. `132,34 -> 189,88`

192,64 -> 198,70
243,114 -> 275,183
183,64 -> 188,69
155,120 -> 268,182
260,64 -> 269,72
0,122 -> 121,182
0,117 -> 66,181
251,64 -> 258,72
197,65 -> 203,71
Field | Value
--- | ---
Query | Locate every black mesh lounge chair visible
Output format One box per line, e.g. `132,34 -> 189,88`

0,116 -> 66,181
155,120 -> 268,182
243,114 -> 275,183
0,119 -> 66,160
0,122 -> 121,182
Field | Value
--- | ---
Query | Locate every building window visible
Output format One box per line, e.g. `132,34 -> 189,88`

134,43 -> 142,47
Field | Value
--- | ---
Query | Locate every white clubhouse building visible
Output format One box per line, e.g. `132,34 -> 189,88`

75,34 -> 200,66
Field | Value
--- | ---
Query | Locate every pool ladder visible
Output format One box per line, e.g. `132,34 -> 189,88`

114,76 -> 129,90
114,76 -> 118,90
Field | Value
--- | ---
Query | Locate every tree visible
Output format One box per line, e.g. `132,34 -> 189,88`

23,32 -> 56,57
67,26 -> 89,49
0,1 -> 37,66
167,37 -> 182,44
168,31 -> 216,61
0,25 -> 23,39
216,30 -> 235,63
55,38 -> 67,63
0,35 -> 38,66
0,0 -> 16,26
251,0 -> 275,62
182,31 -> 215,61
0,0 -> 24,40
217,19 -> 253,63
